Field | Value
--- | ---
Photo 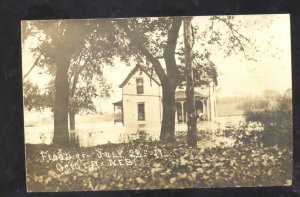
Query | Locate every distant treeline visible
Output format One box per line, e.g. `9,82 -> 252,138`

216,89 -> 291,117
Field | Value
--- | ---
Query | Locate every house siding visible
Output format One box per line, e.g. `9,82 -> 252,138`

122,68 -> 162,132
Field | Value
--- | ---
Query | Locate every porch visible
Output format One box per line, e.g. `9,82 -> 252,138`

175,90 -> 209,123
112,100 -> 123,124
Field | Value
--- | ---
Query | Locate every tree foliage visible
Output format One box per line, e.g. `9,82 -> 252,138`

23,16 -> 265,145
22,19 -> 122,113
22,20 -> 119,144
23,81 -> 49,111
110,16 -> 260,142
244,89 -> 292,147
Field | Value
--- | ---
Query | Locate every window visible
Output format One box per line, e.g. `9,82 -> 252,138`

136,78 -> 144,94
138,103 -> 145,121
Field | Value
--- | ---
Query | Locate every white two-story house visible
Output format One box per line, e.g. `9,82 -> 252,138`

113,64 -> 217,135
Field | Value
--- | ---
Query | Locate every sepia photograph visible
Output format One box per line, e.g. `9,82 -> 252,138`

22,14 -> 292,192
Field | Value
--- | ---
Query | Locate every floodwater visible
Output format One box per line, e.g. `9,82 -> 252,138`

216,116 -> 246,129
24,116 -> 245,147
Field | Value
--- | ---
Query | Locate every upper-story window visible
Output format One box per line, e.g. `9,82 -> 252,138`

136,78 -> 144,94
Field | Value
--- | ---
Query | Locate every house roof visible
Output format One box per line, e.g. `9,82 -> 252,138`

119,64 -> 161,88
175,90 -> 207,101
112,100 -> 122,106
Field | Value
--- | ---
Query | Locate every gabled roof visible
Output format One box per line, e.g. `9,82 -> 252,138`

119,64 -> 161,88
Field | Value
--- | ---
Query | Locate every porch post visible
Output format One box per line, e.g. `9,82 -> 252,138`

202,100 -> 206,120
180,102 -> 183,122
113,105 -> 116,125
175,102 -> 178,123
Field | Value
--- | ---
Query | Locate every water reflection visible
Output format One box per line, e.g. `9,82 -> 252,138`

25,116 -> 245,147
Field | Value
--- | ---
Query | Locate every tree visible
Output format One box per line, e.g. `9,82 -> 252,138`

22,20 -> 89,145
22,16 -> 266,145
25,68 -> 112,131
113,16 -> 258,143
22,20 -> 117,145
115,18 -> 181,142
23,63 -> 111,148
67,51 -> 112,130
183,17 -> 197,147
23,81 -> 50,112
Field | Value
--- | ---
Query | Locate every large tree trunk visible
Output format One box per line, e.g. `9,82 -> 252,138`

184,17 -> 198,147
160,85 -> 176,142
159,18 -> 182,142
53,59 -> 70,146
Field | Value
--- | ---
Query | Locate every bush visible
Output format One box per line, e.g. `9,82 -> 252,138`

244,91 -> 292,148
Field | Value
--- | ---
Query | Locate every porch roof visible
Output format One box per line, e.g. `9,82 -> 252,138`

112,100 -> 122,106
175,90 -> 207,101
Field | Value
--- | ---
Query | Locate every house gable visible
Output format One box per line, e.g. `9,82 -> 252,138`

119,64 -> 160,88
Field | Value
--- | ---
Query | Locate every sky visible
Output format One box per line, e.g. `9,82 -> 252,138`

210,14 -> 291,97
22,14 -> 292,113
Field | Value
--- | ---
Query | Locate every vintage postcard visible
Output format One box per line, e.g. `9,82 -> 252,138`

22,14 -> 292,192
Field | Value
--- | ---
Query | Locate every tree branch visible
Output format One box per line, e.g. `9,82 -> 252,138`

213,16 -> 256,61
23,54 -> 41,79
117,20 -> 168,84
214,16 -> 251,44
163,17 -> 182,86
70,53 -> 91,98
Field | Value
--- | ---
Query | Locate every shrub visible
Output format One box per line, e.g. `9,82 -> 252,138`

244,90 -> 292,148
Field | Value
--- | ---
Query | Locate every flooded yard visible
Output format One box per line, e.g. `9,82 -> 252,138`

216,115 -> 246,126
25,121 -> 124,146
24,115 -> 245,147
